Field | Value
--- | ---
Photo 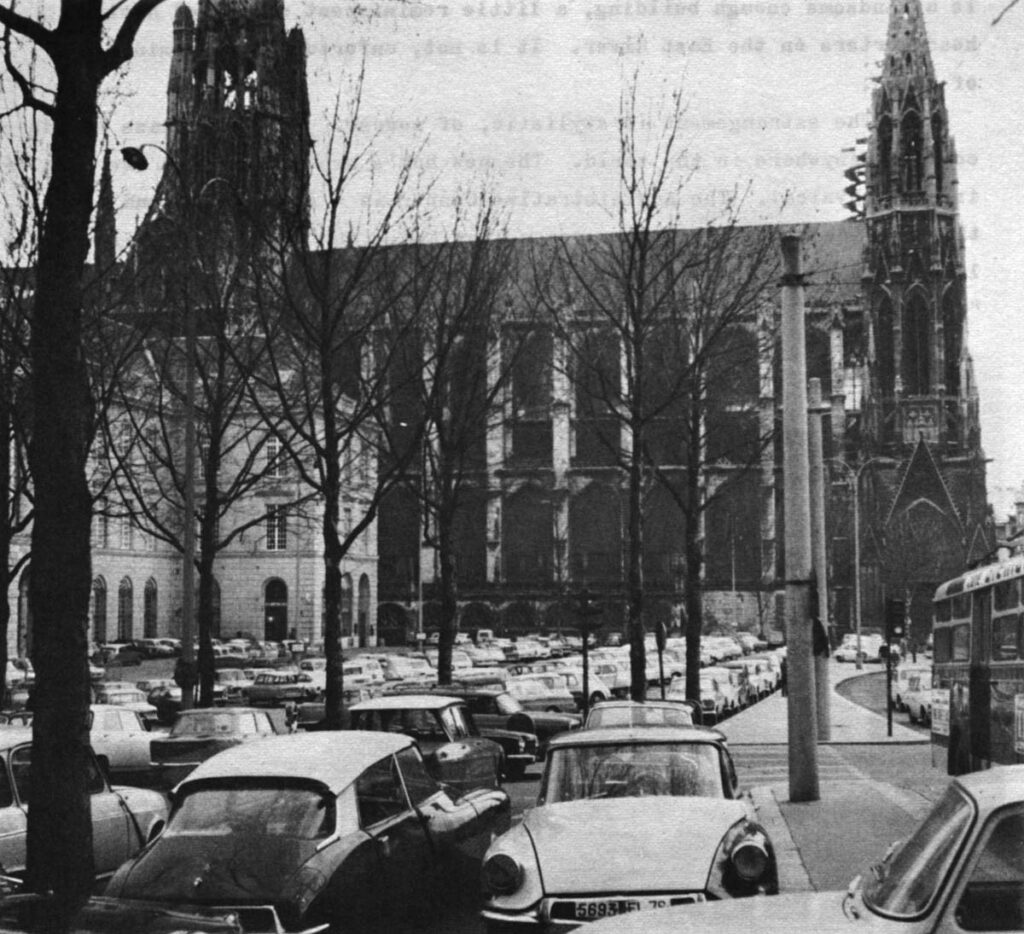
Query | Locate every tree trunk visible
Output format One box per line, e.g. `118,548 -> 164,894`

627,430 -> 646,701
683,457 -> 704,704
321,443 -> 345,729
25,48 -> 99,907
436,516 -> 457,687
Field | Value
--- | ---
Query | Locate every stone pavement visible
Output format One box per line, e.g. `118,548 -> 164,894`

721,661 -> 942,893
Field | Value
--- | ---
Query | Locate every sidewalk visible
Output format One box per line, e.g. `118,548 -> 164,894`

724,662 -> 938,893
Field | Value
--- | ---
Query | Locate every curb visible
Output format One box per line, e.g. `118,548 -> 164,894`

750,785 -> 814,893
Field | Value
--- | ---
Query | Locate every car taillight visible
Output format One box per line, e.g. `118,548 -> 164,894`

482,854 -> 523,895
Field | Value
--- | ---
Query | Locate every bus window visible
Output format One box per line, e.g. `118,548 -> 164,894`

953,594 -> 972,619
934,599 -> 952,623
934,628 -> 952,663
952,624 -> 971,662
991,615 -> 1020,661
993,579 -> 1020,613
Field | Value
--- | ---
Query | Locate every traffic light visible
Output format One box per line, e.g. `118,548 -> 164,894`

885,598 -> 906,643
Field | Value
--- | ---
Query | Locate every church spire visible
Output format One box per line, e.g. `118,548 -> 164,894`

94,147 -> 116,271
883,0 -> 935,82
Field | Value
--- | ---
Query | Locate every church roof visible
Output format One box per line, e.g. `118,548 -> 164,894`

885,439 -> 962,531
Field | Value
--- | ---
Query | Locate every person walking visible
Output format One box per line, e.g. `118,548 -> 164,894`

780,655 -> 788,697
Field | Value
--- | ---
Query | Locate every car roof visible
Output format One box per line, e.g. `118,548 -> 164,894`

591,699 -> 688,710
350,694 -> 462,711
176,706 -> 270,717
956,764 -> 1024,811
0,728 -> 33,748
548,725 -> 723,748
179,731 -> 414,793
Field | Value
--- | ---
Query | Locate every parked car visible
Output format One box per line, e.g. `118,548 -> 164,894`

241,670 -> 319,706
700,666 -> 745,713
420,685 -> 579,770
585,763 -> 1024,934
0,728 -> 167,882
379,653 -> 437,686
667,671 -> 727,724
89,704 -> 154,783
0,894 -> 243,933
904,670 -> 935,725
481,726 -> 777,929
584,699 -> 696,730
213,667 -> 253,702
348,695 -> 504,794
106,731 -> 511,933
150,707 -> 281,789
893,664 -> 931,712
91,685 -> 158,722
506,674 -> 577,713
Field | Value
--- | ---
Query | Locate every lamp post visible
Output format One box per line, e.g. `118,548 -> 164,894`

121,144 -> 226,709
573,588 -> 604,719
830,457 -> 890,672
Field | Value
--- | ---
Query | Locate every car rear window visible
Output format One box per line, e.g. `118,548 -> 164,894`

168,784 -> 335,840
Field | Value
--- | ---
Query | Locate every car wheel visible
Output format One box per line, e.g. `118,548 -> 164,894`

589,692 -> 603,706
907,706 -> 918,724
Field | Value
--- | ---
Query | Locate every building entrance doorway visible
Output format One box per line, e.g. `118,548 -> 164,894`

264,579 -> 288,643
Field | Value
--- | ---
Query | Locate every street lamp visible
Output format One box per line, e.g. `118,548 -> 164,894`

573,588 -> 604,719
121,143 -> 227,708
829,457 -> 891,671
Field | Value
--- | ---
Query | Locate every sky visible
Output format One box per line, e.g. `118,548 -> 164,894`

52,0 -> 1024,517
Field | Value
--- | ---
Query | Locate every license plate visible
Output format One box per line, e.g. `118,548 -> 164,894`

573,900 -> 642,920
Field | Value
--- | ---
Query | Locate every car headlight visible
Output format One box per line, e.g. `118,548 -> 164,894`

707,820 -> 777,898
482,853 -> 524,895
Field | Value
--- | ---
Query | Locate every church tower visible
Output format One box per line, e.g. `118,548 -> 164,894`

862,0 -> 976,452
162,0 -> 310,244
843,0 -> 989,642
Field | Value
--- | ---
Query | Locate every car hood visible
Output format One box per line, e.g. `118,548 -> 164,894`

586,891 -> 854,933
523,798 -> 747,893
112,833 -> 320,906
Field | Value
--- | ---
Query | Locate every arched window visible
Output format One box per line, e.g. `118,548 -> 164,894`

901,110 -> 924,193
264,578 -> 288,642
143,579 -> 158,638
92,577 -> 108,645
943,290 -> 962,396
876,296 -> 896,397
932,112 -> 945,196
878,114 -> 893,197
117,578 -> 134,642
502,485 -> 553,585
569,483 -> 622,585
903,292 -> 931,395
340,574 -> 353,637
358,575 -> 371,647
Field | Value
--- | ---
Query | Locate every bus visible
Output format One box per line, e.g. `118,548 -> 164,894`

931,554 -> 1024,775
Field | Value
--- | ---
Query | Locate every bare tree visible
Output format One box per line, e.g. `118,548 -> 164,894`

0,0 -> 166,905
536,74 -> 779,701
248,73 -> 423,728
391,188 -> 522,685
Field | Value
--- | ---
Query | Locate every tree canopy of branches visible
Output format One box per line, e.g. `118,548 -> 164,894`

247,70 -> 423,728
0,0 -> 167,908
535,74 -> 780,702
392,188 -> 522,685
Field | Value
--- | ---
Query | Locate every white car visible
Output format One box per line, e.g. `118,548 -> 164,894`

89,704 -> 154,781
481,727 -> 777,928
903,670 -> 934,725
893,664 -> 931,712
585,764 -> 1024,934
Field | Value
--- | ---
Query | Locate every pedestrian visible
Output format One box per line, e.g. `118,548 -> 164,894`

780,655 -> 788,697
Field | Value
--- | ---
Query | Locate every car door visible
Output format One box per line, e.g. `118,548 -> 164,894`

0,754 -> 26,875
354,753 -> 433,922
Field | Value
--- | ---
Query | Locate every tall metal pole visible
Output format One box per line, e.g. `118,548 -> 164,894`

780,233 -> 819,802
852,471 -> 863,671
807,379 -> 830,741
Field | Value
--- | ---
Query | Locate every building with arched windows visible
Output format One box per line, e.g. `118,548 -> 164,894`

2,0 -> 991,658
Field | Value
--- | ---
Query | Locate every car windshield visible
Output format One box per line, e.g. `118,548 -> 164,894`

539,742 -> 725,803
862,784 -> 974,918
587,705 -> 693,728
167,783 -> 335,840
172,712 -> 264,736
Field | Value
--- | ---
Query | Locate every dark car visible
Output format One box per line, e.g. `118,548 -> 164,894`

105,732 -> 512,933
445,684 -> 580,758
241,670 -> 319,707
149,707 -> 280,789
349,695 -> 505,794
